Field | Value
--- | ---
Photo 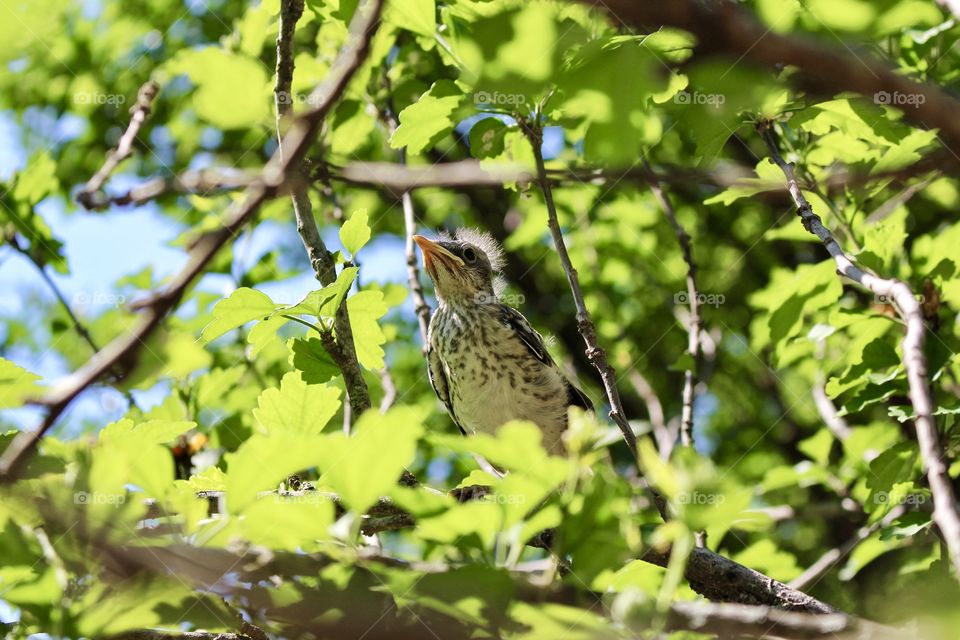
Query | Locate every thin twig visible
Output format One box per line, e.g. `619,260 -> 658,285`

375,94 -> 432,345
519,113 -> 669,521
77,81 -> 160,209
274,0 -> 372,423
759,121 -> 960,580
645,160 -> 701,450
378,366 -> 397,412
7,236 -> 140,409
8,236 -> 99,353
629,370 -> 673,458
812,378 -> 852,441
0,0 -> 386,482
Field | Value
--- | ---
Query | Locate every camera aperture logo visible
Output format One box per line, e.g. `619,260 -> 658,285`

874,91 -> 925,107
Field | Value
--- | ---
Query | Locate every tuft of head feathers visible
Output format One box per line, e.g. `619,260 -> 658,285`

439,227 -> 507,296
453,228 -> 505,273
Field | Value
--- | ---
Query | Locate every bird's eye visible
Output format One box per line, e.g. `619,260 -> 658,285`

462,247 -> 477,263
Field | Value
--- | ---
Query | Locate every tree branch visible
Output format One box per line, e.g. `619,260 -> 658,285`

587,0 -> 960,153
77,81 -> 160,209
0,0 -> 385,482
758,120 -> 960,580
274,0 -> 373,422
645,161 -> 701,450
519,115 -> 671,520
374,92 -> 432,346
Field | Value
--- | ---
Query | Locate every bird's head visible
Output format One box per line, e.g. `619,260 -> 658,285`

414,229 -> 504,305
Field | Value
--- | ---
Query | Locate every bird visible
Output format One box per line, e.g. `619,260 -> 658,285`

413,229 -> 592,455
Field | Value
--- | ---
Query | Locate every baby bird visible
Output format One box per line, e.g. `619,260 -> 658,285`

414,230 -> 591,454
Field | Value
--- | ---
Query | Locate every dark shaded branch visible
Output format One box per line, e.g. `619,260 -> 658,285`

758,121 -> 960,580
642,546 -> 837,614
0,0 -> 385,482
274,0 -> 373,422
586,0 -> 960,154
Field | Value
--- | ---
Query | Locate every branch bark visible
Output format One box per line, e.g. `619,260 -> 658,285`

586,0 -> 960,153
0,0 -> 385,481
758,121 -> 960,580
519,116 -> 672,522
77,80 -> 160,209
274,0 -> 372,422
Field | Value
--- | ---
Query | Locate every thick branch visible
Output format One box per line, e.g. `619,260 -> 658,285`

274,0 -> 372,421
0,0 -> 385,482
759,121 -> 960,580
587,0 -> 960,153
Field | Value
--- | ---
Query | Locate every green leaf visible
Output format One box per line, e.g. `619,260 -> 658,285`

224,433 -> 328,513
0,358 -> 42,409
166,48 -> 271,130
390,80 -> 465,154
340,208 -> 371,257
385,0 -> 435,37
290,337 -> 341,383
468,117 -> 509,159
202,288 -> 276,343
315,406 -> 426,514
282,266 -> 359,318
347,290 -> 389,369
241,496 -> 335,550
13,152 -> 57,204
253,371 -> 341,436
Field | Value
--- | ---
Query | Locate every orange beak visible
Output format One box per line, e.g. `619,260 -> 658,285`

413,235 -> 463,279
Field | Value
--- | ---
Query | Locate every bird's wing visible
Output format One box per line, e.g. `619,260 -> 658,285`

426,342 -> 467,435
498,305 -> 553,366
499,304 -> 594,412
566,380 -> 594,412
